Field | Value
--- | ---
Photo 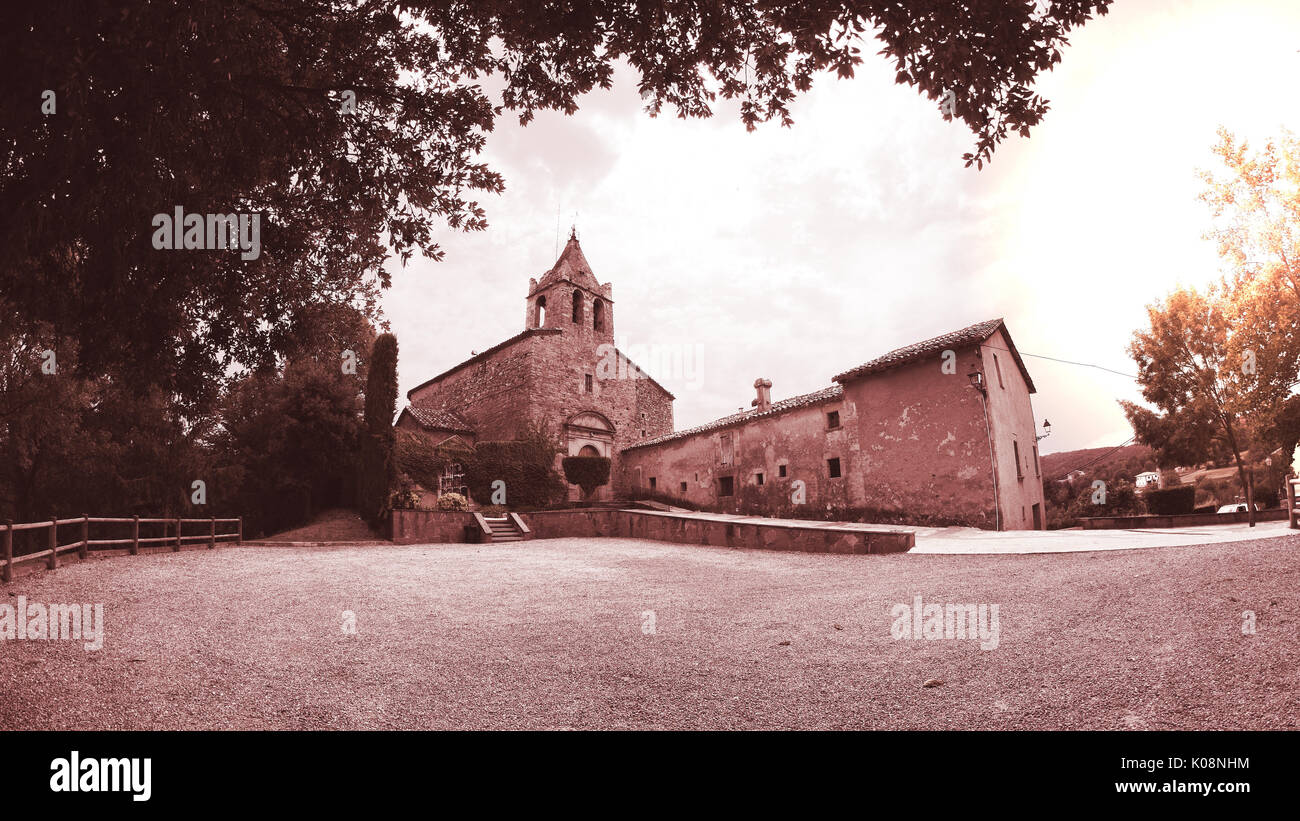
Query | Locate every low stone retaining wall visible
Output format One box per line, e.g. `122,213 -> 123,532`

521,509 -> 619,539
390,507 -> 912,553
390,510 -> 480,544
609,510 -> 912,554
1081,508 -> 1288,530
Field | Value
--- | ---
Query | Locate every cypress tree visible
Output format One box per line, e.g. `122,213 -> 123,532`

360,333 -> 399,523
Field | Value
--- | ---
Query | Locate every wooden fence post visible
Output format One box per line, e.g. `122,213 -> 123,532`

2,520 -> 11,583
174,517 -> 182,551
237,517 -> 243,545
79,514 -> 89,559
48,517 -> 57,570
209,517 -> 216,549
131,515 -> 140,555
1290,479 -> 1298,530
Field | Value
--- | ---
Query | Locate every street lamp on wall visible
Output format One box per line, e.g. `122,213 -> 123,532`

967,371 -> 986,394
1036,419 -> 1052,441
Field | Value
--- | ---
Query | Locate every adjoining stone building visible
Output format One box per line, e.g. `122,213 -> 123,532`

619,318 -> 1047,530
402,234 -> 1046,528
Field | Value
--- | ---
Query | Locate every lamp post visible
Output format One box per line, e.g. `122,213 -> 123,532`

1036,419 -> 1052,442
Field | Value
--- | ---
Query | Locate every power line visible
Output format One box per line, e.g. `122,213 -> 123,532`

1018,351 -> 1137,380
971,342 -> 1142,480
980,342 -> 1138,380
1046,437 -> 1137,482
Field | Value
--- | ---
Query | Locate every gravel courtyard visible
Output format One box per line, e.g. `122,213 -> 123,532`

2,536 -> 1298,730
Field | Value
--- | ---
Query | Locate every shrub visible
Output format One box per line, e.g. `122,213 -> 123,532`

436,492 -> 469,511
1254,485 -> 1279,509
1071,479 -> 1143,520
388,485 -> 420,511
1143,485 -> 1195,515
1249,464 -> 1280,509
561,455 -> 611,498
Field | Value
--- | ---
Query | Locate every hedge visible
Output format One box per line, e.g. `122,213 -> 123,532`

1143,485 -> 1195,516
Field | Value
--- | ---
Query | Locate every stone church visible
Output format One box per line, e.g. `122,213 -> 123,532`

397,232 -> 675,500
400,233 -> 1047,530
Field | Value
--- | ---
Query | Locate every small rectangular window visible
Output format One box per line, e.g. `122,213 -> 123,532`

585,374 -> 593,393
720,432 -> 733,466
718,476 -> 734,497
650,477 -> 656,490
756,472 -> 765,486
1033,444 -> 1040,478
1013,440 -> 1023,479
680,481 -> 687,494
993,353 -> 1005,389
827,458 -> 841,478
778,464 -> 787,478
826,410 -> 840,429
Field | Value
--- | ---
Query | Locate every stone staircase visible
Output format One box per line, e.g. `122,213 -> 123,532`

482,516 -> 526,543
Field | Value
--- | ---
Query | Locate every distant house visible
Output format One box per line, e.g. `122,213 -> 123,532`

1135,471 -> 1160,491
1057,469 -> 1087,483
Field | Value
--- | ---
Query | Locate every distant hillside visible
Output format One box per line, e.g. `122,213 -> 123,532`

1041,444 -> 1154,483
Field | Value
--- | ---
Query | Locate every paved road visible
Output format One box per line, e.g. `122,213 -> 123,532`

910,519 -> 1295,554
633,508 -> 1297,554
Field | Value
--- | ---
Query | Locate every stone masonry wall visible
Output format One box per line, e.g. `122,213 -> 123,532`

618,398 -> 848,515
617,343 -> 1029,528
407,331 -> 556,442
839,344 -> 999,527
527,327 -> 673,500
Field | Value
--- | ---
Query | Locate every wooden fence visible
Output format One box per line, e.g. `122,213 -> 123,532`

1,515 -> 242,583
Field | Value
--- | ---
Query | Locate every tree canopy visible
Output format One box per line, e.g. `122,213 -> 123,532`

1121,286 -> 1261,524
2,0 -> 1111,411
0,1 -> 1113,528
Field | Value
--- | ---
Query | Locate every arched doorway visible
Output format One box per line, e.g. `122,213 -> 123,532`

563,411 -> 615,501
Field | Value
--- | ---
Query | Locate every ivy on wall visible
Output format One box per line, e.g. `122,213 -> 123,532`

463,422 -> 566,508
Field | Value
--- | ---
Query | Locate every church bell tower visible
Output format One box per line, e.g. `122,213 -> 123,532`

525,229 -> 614,345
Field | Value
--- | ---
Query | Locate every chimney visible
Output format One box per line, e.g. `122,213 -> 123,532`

752,378 -> 772,413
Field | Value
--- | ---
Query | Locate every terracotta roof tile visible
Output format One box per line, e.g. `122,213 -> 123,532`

402,406 -> 475,434
832,318 -> 1034,392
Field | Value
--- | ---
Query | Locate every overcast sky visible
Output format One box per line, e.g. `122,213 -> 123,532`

382,0 -> 1300,456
